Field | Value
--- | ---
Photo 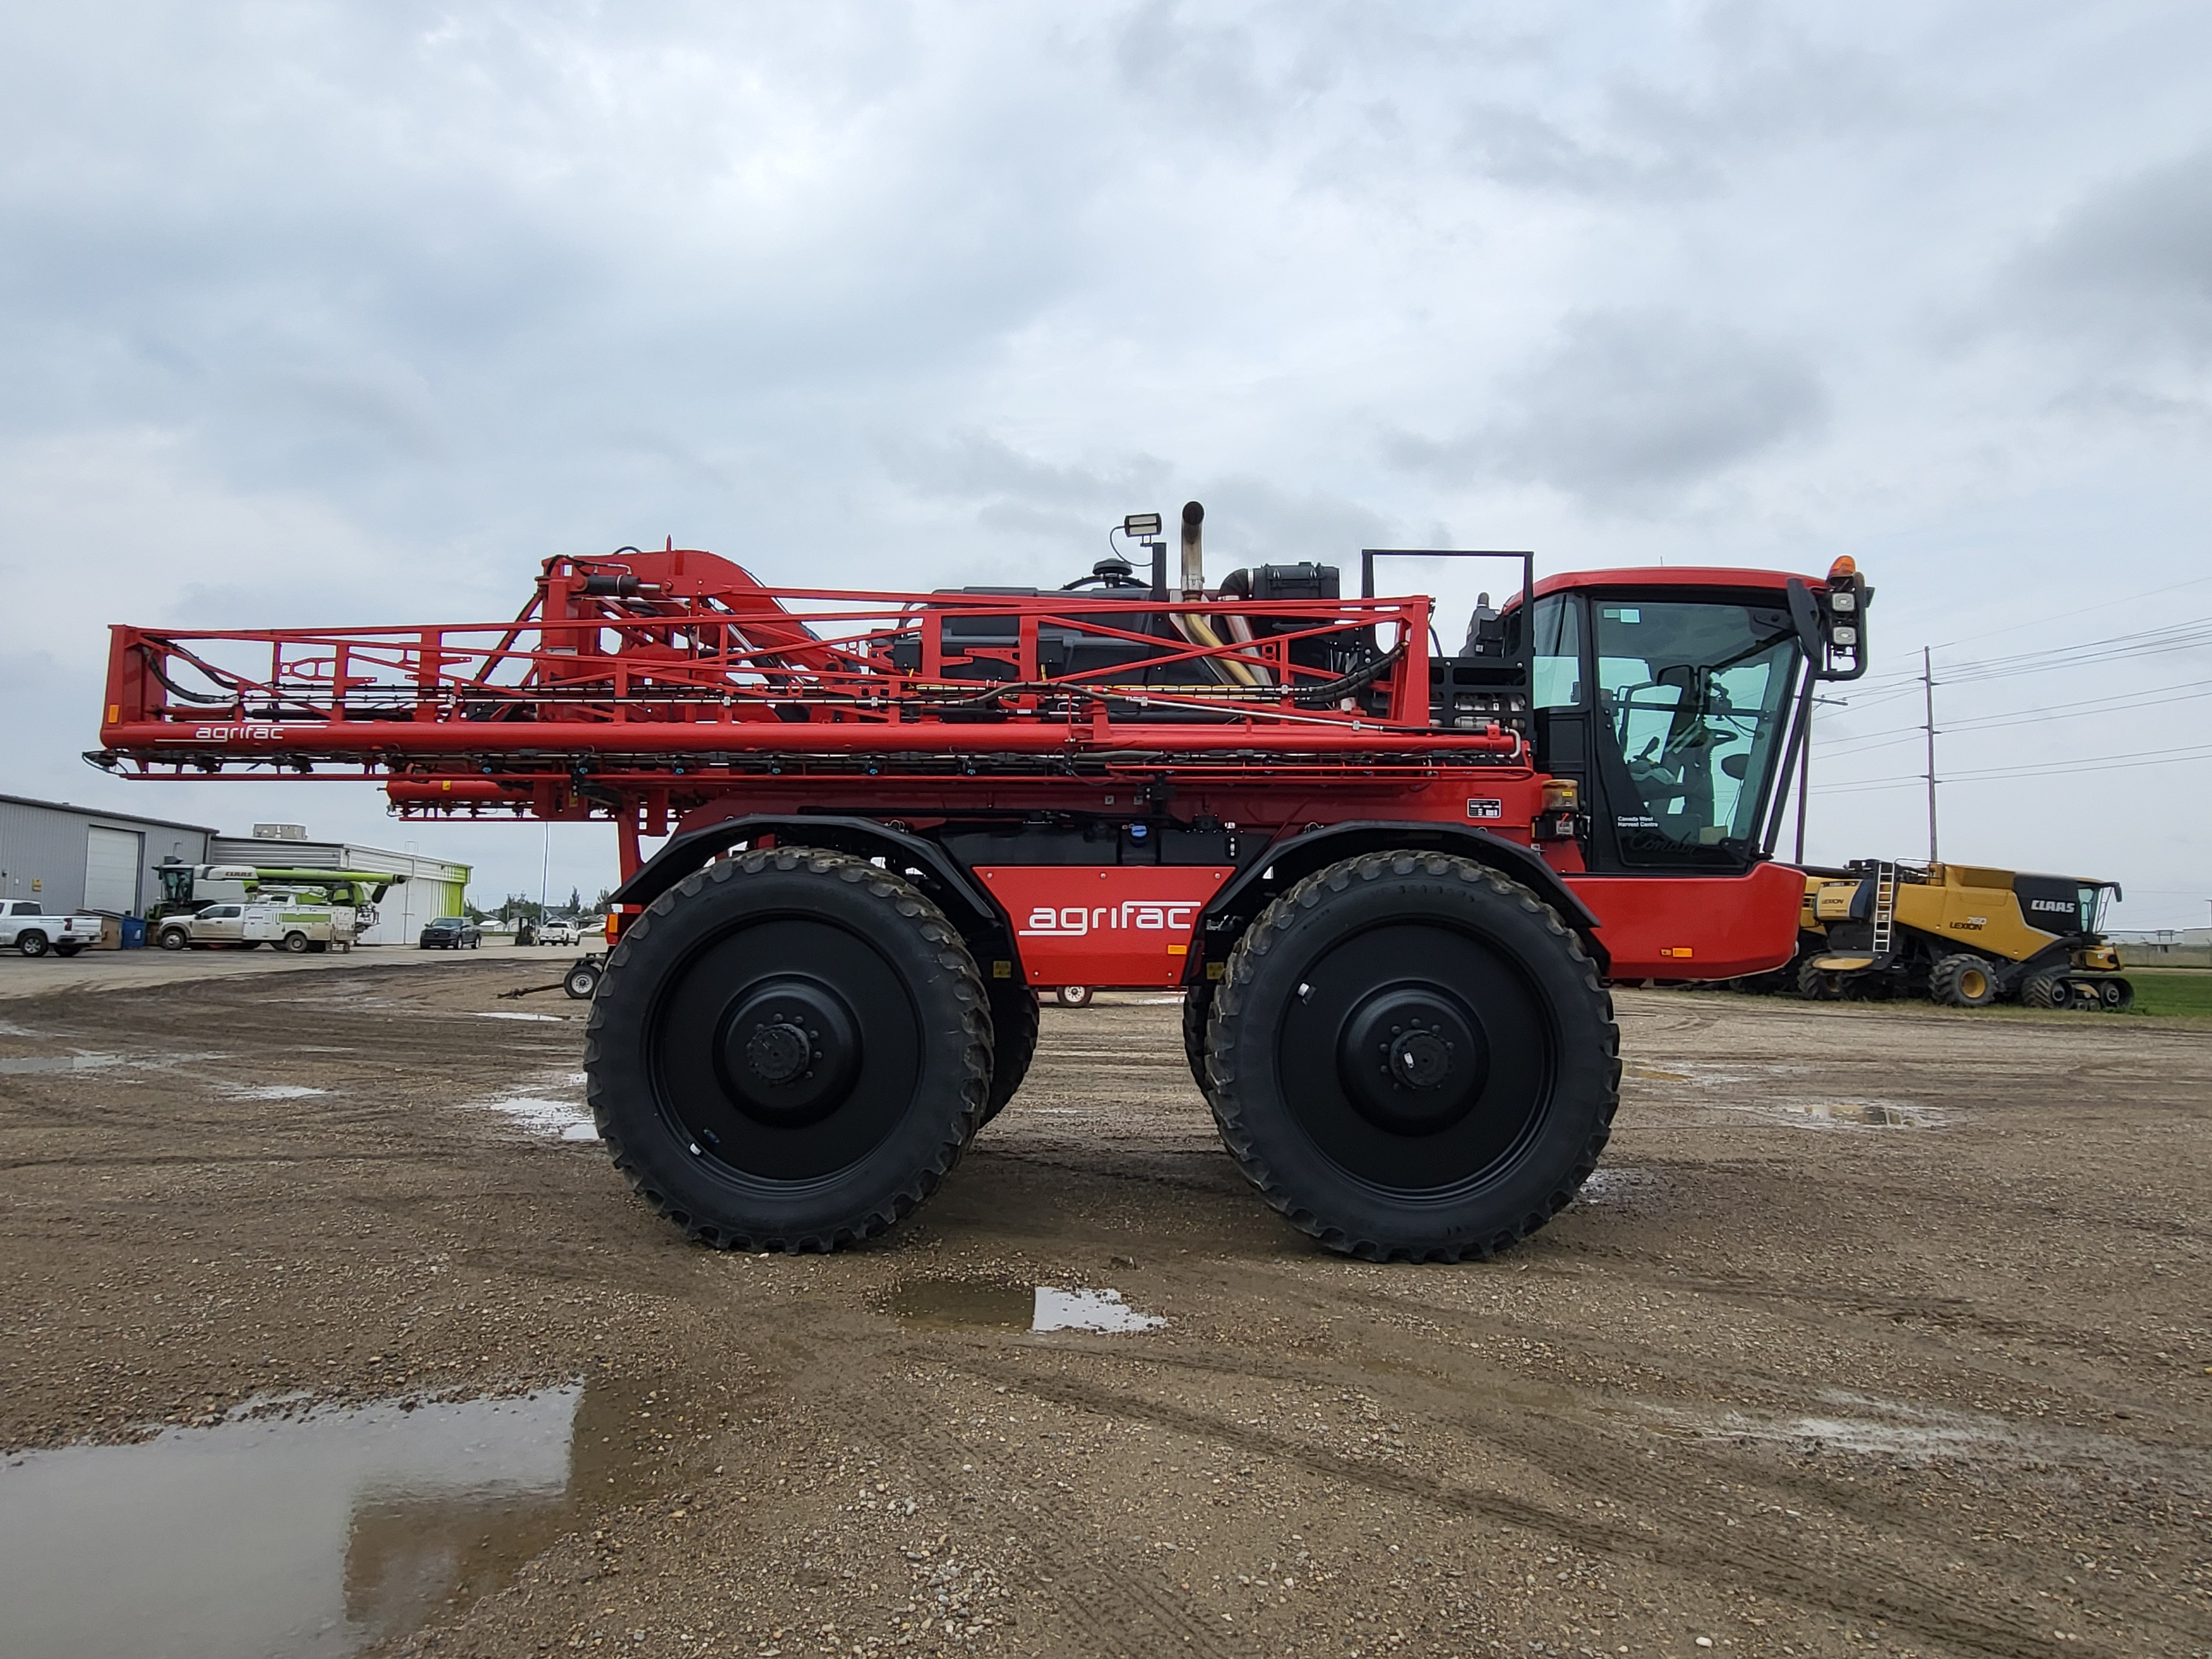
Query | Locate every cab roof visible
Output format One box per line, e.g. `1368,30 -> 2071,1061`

1527,566 -> 1825,601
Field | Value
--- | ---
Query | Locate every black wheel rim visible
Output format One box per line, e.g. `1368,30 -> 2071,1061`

1273,920 -> 1553,1198
647,913 -> 922,1184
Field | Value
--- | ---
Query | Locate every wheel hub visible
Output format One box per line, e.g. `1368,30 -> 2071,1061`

714,978 -> 862,1127
1336,986 -> 1489,1135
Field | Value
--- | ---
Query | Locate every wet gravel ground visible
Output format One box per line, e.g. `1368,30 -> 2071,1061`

1,962 -> 2208,1659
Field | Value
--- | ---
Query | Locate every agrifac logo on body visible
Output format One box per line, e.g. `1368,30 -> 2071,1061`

973,864 -> 1238,990
1019,900 -> 1202,938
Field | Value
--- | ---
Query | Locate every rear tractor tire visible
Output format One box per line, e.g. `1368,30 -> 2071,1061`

1206,852 -> 1619,1262
1929,953 -> 1999,1009
585,847 -> 990,1251
1182,979 -> 1215,1093
979,979 -> 1040,1125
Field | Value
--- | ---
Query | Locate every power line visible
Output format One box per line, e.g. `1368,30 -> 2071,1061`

1815,674 -> 2212,752
1937,617 -> 2212,686
1935,571 -> 2212,650
1814,739 -> 2212,793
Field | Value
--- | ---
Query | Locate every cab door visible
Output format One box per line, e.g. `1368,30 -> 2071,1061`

194,904 -> 244,945
1529,588 -> 1817,978
1537,591 -> 1807,876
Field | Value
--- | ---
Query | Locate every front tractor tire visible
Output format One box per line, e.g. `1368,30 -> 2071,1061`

584,848 -> 991,1251
1929,953 -> 1999,1008
1205,852 -> 1619,1262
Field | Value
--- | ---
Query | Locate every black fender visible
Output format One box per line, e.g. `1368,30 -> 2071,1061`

609,812 -> 1016,965
1193,820 -> 1606,977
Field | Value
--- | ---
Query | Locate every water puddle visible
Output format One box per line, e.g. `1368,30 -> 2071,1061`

1638,1390 -> 2203,1479
476,1094 -> 600,1141
0,1052 -> 123,1074
890,1277 -> 1166,1334
474,1011 -> 568,1023
228,1084 -> 330,1101
1761,1098 -> 1943,1128
1574,1166 -> 1655,1206
459,1068 -> 597,1141
0,1384 -> 640,1658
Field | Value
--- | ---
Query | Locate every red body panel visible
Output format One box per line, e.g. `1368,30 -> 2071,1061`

1569,862 -> 1807,980
975,866 -> 1235,988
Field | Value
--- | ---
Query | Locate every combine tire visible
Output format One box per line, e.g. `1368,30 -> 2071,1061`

980,980 -> 1040,1124
1182,980 -> 1214,1093
2096,977 -> 2134,1010
1796,957 -> 1842,1001
1929,954 -> 1999,1008
585,847 -> 989,1251
1206,852 -> 1618,1262
2021,971 -> 2064,1010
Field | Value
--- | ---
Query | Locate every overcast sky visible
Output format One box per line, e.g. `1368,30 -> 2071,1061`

3,2 -> 2208,925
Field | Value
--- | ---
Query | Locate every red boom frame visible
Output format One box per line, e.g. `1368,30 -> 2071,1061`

93,545 -> 1813,985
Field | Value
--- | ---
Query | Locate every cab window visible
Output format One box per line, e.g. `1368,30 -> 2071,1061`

1592,599 -> 1799,866
1529,593 -> 1582,711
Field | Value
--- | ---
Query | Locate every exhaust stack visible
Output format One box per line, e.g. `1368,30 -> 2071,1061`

1180,500 -> 1205,599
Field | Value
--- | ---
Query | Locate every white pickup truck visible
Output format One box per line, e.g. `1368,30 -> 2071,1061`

0,900 -> 103,958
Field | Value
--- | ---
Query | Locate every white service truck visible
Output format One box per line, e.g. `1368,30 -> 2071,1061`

0,900 -> 104,958
154,900 -> 342,954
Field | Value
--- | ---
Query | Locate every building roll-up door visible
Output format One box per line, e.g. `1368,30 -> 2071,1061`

84,826 -> 143,915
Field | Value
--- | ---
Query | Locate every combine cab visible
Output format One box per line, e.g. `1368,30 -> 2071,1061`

91,506 -> 1869,1259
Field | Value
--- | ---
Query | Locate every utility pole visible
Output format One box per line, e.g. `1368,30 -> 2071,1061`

539,822 -> 552,921
1922,646 -> 1939,863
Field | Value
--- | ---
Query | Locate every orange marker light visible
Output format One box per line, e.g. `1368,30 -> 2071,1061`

1827,555 -> 1858,582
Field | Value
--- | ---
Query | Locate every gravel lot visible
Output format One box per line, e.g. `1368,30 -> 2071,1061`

1,959 -> 2206,1659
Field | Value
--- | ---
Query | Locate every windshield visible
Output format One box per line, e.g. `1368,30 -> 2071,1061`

1590,597 -> 1802,867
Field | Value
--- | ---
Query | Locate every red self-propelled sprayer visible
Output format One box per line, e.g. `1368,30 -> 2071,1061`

92,503 -> 1869,1259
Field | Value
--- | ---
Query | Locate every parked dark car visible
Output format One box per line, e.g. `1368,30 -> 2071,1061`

419,916 -> 482,950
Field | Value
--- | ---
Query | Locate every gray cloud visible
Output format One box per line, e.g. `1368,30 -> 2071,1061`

2010,147 -> 2212,360
1385,310 -> 1827,510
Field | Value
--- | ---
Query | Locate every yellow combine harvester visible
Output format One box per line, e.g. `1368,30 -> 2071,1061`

1794,860 -> 2131,1010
